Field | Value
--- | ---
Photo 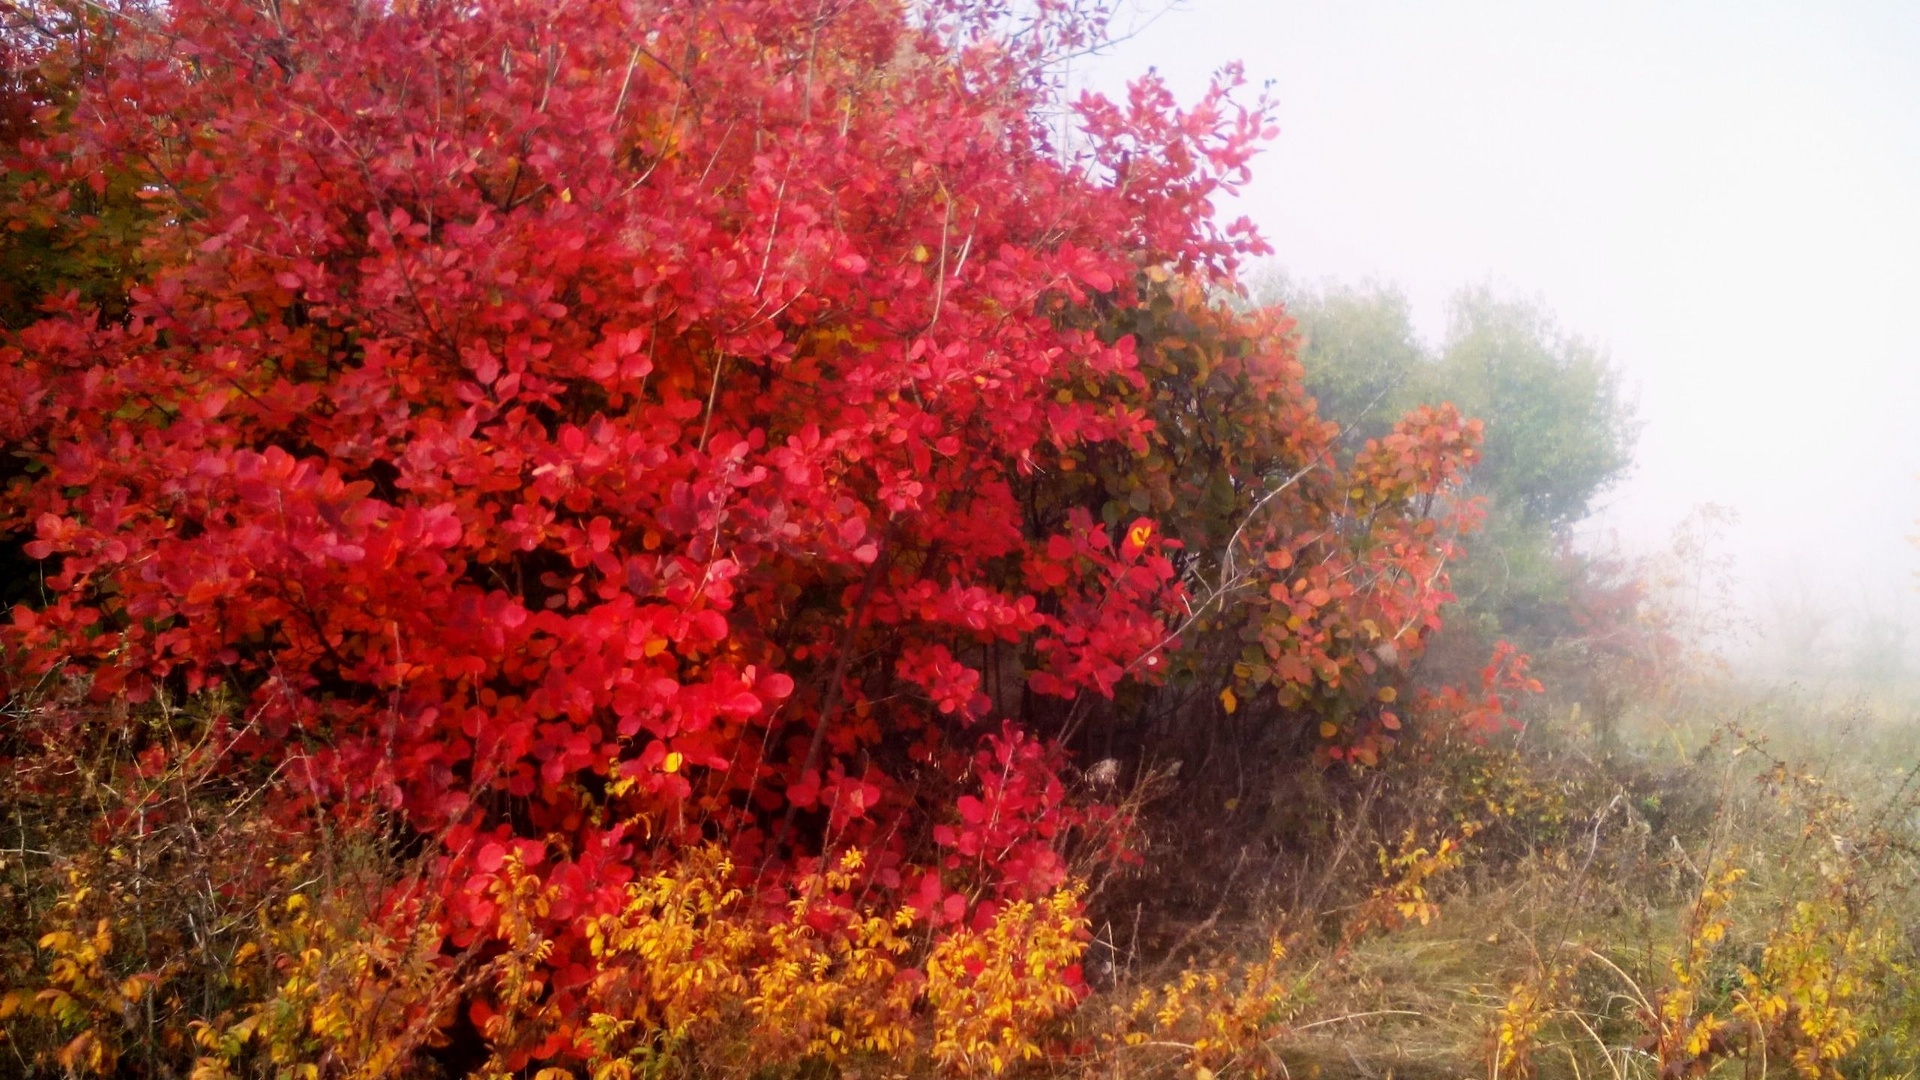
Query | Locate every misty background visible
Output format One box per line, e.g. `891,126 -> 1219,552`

1081,0 -> 1920,685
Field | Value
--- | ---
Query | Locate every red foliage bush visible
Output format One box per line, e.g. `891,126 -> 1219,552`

0,0 -> 1484,1060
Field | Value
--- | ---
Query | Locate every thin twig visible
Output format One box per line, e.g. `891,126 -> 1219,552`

1291,1009 -> 1428,1033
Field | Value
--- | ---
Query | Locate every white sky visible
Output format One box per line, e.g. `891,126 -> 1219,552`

1081,0 -> 1920,652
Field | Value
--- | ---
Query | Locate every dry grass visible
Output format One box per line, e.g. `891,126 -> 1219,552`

4,679 -> 1917,1078
1142,679 -> 1920,1080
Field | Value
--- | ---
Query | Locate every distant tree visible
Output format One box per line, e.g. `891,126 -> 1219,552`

1760,570 -> 1838,680
1435,287 -> 1634,530
1249,275 -> 1422,452
1844,599 -> 1911,687
1263,276 -> 1638,683
1273,279 -> 1633,527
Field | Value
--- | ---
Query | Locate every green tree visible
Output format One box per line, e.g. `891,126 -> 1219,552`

1265,276 -> 1638,672
1435,286 -> 1634,530
1259,276 -> 1423,453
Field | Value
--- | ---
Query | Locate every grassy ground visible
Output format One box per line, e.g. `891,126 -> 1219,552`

5,679 -> 1916,1078
1108,680 -> 1920,1080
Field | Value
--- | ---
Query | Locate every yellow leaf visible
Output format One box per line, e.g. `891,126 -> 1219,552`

662,751 -> 683,774
1319,721 -> 1338,739
1218,687 -> 1237,714
1376,686 -> 1397,703
57,1031 -> 102,1072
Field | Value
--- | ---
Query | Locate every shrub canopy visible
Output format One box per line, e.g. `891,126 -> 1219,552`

0,0 -> 1482,1064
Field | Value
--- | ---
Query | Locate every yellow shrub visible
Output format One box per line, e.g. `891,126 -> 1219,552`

926,887 -> 1089,1075
0,868 -> 167,1076
545,847 -> 1090,1079
1098,934 -> 1298,1078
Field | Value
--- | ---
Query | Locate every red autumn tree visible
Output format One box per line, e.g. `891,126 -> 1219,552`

0,0 -> 1481,1064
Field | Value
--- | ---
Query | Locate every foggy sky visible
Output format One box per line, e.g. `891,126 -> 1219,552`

1081,0 -> 1920,663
